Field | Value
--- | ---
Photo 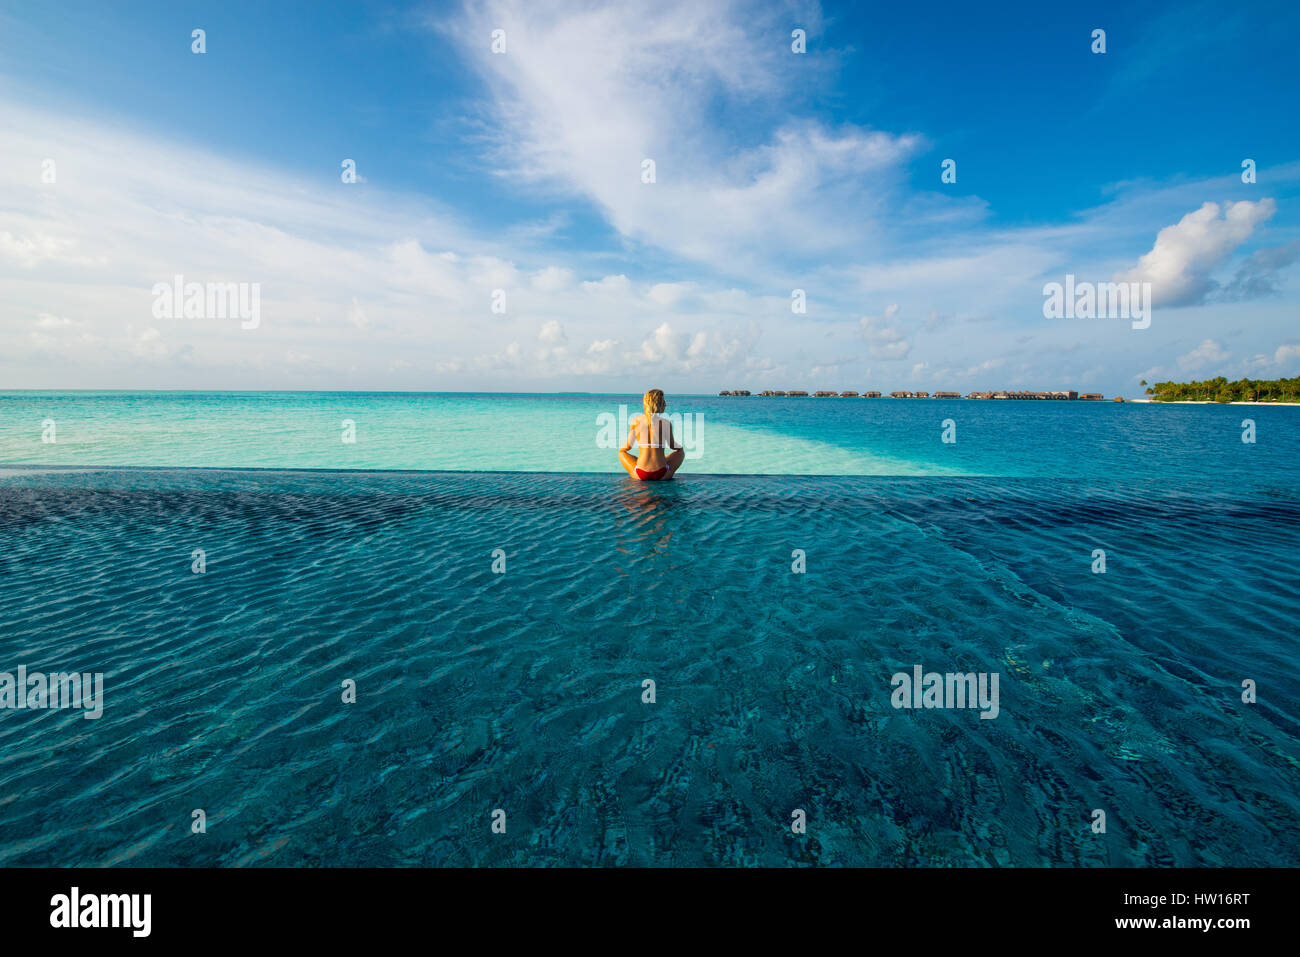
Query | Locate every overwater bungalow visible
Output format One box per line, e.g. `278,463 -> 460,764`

840,390 -> 860,397
933,391 -> 962,399
864,391 -> 882,398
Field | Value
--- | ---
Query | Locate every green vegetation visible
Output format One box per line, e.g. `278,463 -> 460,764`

1147,375 -> 1300,403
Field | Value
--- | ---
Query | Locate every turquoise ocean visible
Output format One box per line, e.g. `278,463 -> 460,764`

0,392 -> 1297,865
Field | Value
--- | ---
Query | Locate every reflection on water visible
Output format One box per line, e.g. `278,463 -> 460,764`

612,479 -> 684,591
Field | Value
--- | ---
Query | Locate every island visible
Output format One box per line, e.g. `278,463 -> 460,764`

1144,376 -> 1300,403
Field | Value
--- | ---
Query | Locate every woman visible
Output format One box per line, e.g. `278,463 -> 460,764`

619,389 -> 685,480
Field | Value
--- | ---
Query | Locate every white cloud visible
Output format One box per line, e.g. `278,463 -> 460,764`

126,325 -> 174,361
438,0 -> 922,276
648,281 -> 696,306
627,321 -> 755,373
954,357 -> 1004,379
0,96 -> 784,388
1178,338 -> 1229,371
530,266 -> 573,291
635,323 -> 687,364
860,304 -> 911,360
1275,343 -> 1300,365
538,319 -> 566,344
1115,199 -> 1277,306
581,274 -> 631,295
347,298 -> 371,330
1244,342 -> 1300,373
0,231 -> 90,268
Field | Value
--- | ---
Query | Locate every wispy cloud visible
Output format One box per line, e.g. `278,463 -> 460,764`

435,0 -> 923,278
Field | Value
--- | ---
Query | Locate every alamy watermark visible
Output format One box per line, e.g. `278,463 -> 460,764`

596,404 -> 704,459
50,887 -> 150,937
1,666 -> 104,719
891,664 -> 1000,719
151,274 -> 260,329
1043,274 -> 1151,330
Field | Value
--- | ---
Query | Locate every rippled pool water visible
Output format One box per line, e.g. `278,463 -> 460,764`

1,467 -> 1297,866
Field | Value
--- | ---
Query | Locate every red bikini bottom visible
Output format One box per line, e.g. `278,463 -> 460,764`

635,466 -> 668,481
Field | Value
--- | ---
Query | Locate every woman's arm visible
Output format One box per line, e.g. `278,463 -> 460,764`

619,415 -> 638,454
667,419 -> 683,451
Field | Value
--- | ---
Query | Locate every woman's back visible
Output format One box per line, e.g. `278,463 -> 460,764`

635,413 -> 670,466
637,412 -> 666,446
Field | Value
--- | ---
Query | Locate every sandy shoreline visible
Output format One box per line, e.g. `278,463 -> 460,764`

1127,399 -> 1300,406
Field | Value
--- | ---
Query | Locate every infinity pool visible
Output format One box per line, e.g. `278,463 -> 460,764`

1,467 -> 1296,865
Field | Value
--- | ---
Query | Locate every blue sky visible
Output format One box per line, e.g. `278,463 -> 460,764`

1,0 -> 1297,393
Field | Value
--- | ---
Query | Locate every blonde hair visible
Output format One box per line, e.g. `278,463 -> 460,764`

643,389 -> 666,415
